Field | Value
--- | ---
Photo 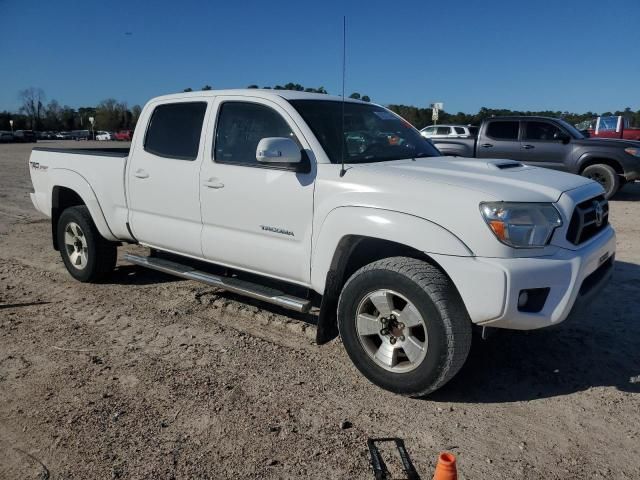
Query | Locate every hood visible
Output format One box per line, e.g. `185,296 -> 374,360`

352,157 -> 595,202
573,137 -> 640,148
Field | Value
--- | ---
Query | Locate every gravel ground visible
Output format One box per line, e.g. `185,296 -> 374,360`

1,140 -> 639,479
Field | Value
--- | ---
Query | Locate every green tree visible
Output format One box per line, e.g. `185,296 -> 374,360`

95,99 -> 121,131
361,95 -> 371,102
183,87 -> 193,92
349,92 -> 361,100
202,85 -> 213,90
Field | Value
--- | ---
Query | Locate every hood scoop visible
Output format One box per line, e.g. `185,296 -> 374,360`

492,161 -> 525,170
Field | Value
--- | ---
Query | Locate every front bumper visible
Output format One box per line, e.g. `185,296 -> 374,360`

432,226 -> 616,330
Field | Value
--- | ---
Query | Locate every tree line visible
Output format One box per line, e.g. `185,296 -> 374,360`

3,85 -> 639,133
183,83 -> 372,102
386,105 -> 640,130
0,87 -> 142,132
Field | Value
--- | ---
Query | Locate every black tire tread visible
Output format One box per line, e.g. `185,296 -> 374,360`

582,164 -> 620,199
58,206 -> 117,282
339,256 -> 472,397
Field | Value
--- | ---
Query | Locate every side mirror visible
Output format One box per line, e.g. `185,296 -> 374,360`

554,132 -> 571,144
256,137 -> 301,164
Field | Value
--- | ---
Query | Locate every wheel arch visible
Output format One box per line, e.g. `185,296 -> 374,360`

50,170 -> 118,249
313,207 -> 473,345
577,155 -> 624,175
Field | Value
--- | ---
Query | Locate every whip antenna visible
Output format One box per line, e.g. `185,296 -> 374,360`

339,15 -> 347,177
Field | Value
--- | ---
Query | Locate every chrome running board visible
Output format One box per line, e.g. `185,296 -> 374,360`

124,253 -> 311,313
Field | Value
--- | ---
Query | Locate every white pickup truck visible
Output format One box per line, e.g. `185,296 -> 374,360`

29,89 -> 615,396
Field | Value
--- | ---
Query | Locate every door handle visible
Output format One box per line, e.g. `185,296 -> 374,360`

203,178 -> 224,189
134,169 -> 149,179
522,144 -> 535,150
480,143 -> 493,148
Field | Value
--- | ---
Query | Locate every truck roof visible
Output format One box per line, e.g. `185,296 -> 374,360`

486,115 -> 564,122
151,88 -> 368,104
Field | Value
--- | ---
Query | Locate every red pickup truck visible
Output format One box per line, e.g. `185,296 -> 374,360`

113,130 -> 133,141
577,116 -> 640,141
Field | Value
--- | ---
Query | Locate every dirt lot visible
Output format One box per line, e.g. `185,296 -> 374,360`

1,140 -> 639,479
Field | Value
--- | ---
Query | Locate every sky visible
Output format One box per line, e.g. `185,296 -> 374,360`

1,0 -> 639,114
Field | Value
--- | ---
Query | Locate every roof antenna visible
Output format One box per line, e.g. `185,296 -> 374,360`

339,15 -> 347,178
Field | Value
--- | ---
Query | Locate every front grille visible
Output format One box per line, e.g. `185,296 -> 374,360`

566,195 -> 609,245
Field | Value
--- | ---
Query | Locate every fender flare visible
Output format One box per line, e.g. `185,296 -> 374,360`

311,206 -> 472,294
50,168 -> 118,242
576,153 -> 623,175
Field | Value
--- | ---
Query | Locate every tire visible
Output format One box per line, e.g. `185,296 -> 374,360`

57,206 -> 117,282
337,257 -> 472,397
582,164 -> 620,199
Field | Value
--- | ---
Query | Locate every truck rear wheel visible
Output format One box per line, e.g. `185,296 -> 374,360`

57,206 -> 117,282
582,164 -> 620,199
337,257 -> 472,397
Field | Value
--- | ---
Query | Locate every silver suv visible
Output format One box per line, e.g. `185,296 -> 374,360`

420,124 -> 478,139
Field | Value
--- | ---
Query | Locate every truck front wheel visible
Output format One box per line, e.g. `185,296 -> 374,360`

57,206 -> 117,282
582,164 -> 620,199
337,257 -> 472,397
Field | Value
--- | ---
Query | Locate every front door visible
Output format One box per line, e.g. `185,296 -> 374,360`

199,97 -> 315,285
519,120 -> 573,170
127,100 -> 209,256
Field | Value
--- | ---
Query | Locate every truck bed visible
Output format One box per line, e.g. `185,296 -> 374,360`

29,146 -> 131,242
32,147 -> 130,157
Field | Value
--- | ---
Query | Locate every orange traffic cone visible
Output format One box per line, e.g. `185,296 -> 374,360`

433,451 -> 457,480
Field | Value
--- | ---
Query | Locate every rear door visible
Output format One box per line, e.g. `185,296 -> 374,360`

519,120 -> 572,170
476,120 -> 522,159
199,96 -> 315,285
127,99 -> 210,256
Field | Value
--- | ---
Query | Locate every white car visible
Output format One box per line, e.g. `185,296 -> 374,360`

28,89 -> 614,397
421,124 -> 478,139
96,131 -> 112,141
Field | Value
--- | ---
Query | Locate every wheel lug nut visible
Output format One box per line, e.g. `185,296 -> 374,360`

389,337 -> 396,345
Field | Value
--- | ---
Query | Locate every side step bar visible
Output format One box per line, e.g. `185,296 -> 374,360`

124,253 -> 311,313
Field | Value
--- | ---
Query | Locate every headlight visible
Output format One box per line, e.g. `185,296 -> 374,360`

480,202 -> 562,248
624,147 -> 640,157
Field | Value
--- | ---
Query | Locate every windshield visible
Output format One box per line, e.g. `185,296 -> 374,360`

556,119 -> 586,139
290,100 -> 441,164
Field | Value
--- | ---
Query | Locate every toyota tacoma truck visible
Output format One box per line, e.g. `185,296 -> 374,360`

432,116 -> 640,198
28,90 -> 615,397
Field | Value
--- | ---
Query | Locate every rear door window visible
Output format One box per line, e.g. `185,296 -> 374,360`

144,102 -> 207,160
486,121 -> 519,140
435,126 -> 451,135
454,127 -> 466,135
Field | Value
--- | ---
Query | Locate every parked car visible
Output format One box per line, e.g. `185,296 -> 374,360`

113,130 -> 133,141
576,115 -> 640,141
28,89 -> 615,397
432,116 -> 640,198
420,124 -> 478,139
70,130 -> 92,140
14,130 -> 37,143
55,132 -> 72,140
0,131 -> 14,143
96,131 -> 112,141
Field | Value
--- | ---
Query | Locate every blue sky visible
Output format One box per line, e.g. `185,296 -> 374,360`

1,0 -> 639,113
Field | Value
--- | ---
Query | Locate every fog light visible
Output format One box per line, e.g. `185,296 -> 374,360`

518,291 -> 529,308
517,288 -> 551,313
